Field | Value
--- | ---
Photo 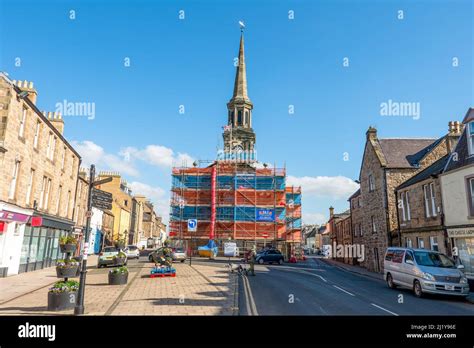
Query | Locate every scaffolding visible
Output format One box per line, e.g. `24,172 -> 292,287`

169,161 -> 288,243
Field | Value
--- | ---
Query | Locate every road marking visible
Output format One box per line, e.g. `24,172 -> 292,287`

298,270 -> 327,282
371,303 -> 399,316
241,274 -> 259,316
332,285 -> 355,296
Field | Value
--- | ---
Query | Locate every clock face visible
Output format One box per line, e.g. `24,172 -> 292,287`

233,145 -> 244,152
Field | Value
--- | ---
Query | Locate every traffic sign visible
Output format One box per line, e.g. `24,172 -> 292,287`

187,219 -> 197,232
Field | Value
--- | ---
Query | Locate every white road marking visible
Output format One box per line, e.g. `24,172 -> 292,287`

371,303 -> 399,316
299,270 -> 328,283
332,285 -> 355,296
242,274 -> 259,316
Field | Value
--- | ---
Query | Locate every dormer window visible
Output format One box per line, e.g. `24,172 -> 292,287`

468,122 -> 474,156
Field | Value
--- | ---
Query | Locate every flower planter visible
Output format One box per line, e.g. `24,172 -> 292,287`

47,290 -> 78,311
108,272 -> 128,285
56,265 -> 79,278
60,243 -> 77,253
113,257 -> 126,266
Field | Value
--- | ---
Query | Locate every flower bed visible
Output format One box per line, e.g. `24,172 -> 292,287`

108,266 -> 128,285
47,280 -> 79,311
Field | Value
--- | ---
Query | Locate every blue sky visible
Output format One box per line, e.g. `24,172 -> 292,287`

1,0 -> 472,225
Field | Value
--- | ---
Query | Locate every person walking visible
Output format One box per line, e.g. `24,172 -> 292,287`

248,245 -> 257,276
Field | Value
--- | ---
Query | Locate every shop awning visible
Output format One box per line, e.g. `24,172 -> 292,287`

0,210 -> 30,223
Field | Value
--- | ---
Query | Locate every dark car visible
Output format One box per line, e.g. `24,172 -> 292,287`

256,249 -> 284,265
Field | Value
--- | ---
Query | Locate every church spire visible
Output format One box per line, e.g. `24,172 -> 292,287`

231,33 -> 251,103
223,25 -> 256,153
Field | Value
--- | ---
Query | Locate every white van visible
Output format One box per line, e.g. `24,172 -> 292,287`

384,247 -> 469,298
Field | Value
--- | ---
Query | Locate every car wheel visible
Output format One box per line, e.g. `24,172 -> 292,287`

181,260 -> 185,263
413,280 -> 423,298
149,255 -> 153,262
386,273 -> 396,289
258,258 -> 264,265
278,259 -> 283,265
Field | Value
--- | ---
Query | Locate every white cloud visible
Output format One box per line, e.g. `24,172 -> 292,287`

121,145 -> 194,169
303,212 -> 327,225
71,140 -> 139,177
128,181 -> 170,224
287,175 -> 359,200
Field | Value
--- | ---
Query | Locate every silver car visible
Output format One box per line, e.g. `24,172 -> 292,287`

384,247 -> 470,298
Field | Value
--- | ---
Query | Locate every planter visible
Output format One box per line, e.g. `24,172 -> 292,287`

56,265 -> 79,278
108,272 -> 128,285
113,257 -> 126,266
60,243 -> 77,253
47,290 -> 78,311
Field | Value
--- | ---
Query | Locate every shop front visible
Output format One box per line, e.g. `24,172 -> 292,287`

0,203 -> 33,276
18,214 -> 75,274
448,226 -> 474,289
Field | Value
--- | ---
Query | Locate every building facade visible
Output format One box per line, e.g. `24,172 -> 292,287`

0,75 -> 81,276
358,125 -> 457,273
441,109 -> 474,284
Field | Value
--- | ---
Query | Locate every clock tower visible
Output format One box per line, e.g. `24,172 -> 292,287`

223,31 -> 256,153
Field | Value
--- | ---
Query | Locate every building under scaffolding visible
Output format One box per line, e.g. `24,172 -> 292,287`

169,161 -> 302,258
169,30 -> 302,258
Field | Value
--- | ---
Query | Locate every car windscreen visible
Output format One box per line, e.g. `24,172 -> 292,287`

103,247 -> 117,252
174,248 -> 184,253
414,251 -> 455,268
128,246 -> 138,250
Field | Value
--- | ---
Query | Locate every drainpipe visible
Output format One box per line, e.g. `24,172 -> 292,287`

394,187 -> 402,247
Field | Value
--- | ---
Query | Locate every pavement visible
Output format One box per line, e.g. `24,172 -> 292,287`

0,255 -> 238,316
237,256 -> 474,315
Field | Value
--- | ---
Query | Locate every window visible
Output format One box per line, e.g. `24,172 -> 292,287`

39,176 -> 47,209
33,121 -> 40,149
61,147 -> 66,170
56,185 -> 62,215
400,191 -> 411,222
359,223 -> 363,236
405,250 -> 414,263
19,107 -> 27,137
430,236 -> 439,251
417,237 -> 425,249
50,136 -> 57,161
405,237 -> 413,248
71,156 -> 76,176
44,178 -> 52,210
468,177 -> 474,217
423,183 -> 437,217
371,216 -> 376,233
244,111 -> 248,126
237,110 -> 242,125
8,161 -> 20,199
468,122 -> 474,156
46,133 -> 53,159
368,174 -> 375,192
25,169 -> 35,205
65,190 -> 71,218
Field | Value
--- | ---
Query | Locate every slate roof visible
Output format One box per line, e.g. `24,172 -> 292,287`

397,155 -> 449,190
348,188 -> 361,200
378,138 -> 440,168
444,121 -> 474,173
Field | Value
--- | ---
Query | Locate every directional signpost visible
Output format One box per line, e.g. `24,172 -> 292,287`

91,188 -> 113,210
74,165 -> 113,315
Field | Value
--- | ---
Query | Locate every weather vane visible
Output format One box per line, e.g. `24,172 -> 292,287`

239,20 -> 245,32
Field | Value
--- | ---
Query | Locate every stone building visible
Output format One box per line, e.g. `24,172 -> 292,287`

0,74 -> 81,276
94,172 -> 132,243
101,209 -> 115,247
358,125 -> 458,273
129,195 -> 145,245
440,108 -> 474,286
334,211 -> 352,264
348,188 -> 364,266
395,154 -> 452,255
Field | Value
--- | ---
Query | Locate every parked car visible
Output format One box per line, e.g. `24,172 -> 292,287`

148,247 -> 187,263
384,247 -> 470,298
97,247 -> 127,268
256,249 -> 284,265
124,245 -> 140,259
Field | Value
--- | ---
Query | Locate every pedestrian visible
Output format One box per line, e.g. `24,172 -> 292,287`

248,245 -> 256,276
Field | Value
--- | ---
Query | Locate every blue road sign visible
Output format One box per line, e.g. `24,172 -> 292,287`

187,219 -> 197,232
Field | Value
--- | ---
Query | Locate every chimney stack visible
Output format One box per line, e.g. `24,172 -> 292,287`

329,206 -> 334,218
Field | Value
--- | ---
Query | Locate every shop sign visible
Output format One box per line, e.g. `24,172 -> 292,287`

256,209 -> 274,222
447,227 -> 474,238
0,210 -> 30,223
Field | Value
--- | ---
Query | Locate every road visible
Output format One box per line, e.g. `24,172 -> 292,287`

236,256 -> 474,315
